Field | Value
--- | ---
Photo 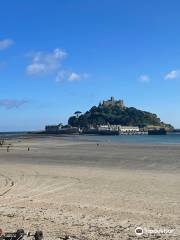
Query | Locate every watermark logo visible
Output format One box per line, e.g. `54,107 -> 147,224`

135,227 -> 176,237
135,227 -> 144,236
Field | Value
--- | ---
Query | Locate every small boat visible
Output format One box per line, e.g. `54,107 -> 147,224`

148,128 -> 167,135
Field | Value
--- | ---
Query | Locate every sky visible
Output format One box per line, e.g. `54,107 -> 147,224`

0,0 -> 180,131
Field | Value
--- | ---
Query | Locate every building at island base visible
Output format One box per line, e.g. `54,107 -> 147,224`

84,124 -> 140,135
45,123 -> 140,135
97,125 -> 140,133
45,124 -> 79,134
45,124 -> 63,132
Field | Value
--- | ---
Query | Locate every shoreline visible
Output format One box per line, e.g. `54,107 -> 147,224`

1,132 -> 180,144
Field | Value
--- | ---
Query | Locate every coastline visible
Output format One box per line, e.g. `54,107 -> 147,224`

1,131 -> 180,144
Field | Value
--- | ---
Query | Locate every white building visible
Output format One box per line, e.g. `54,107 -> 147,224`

98,125 -> 139,133
98,125 -> 111,131
118,126 -> 139,133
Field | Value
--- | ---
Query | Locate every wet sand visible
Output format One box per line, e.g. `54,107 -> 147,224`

0,136 -> 179,239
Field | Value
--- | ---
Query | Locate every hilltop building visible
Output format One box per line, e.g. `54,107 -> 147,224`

100,96 -> 124,108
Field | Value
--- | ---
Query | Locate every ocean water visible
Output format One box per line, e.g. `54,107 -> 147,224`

0,132 -> 28,139
76,133 -> 180,145
0,132 -> 180,145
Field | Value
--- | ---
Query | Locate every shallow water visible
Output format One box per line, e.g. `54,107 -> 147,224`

1,132 -> 180,144
75,133 -> 180,144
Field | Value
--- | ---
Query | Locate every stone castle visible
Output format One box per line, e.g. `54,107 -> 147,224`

99,97 -> 125,108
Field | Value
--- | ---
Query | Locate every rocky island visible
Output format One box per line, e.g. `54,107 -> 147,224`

68,97 -> 173,131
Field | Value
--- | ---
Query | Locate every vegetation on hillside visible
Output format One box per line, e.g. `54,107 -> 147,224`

68,104 -> 173,129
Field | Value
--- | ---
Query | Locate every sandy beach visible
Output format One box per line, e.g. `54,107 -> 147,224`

0,136 -> 180,239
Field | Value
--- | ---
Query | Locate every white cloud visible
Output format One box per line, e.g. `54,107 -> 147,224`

0,99 -> 28,109
26,48 -> 88,83
56,71 -> 88,82
53,48 -> 67,59
68,72 -> 88,81
68,72 -> 82,81
164,70 -> 180,80
26,48 -> 67,75
26,48 -> 88,82
26,63 -> 47,75
138,74 -> 150,83
0,39 -> 14,51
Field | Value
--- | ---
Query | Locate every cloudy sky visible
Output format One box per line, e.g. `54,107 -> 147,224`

0,0 -> 180,131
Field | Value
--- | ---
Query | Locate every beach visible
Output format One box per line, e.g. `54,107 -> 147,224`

0,136 -> 180,239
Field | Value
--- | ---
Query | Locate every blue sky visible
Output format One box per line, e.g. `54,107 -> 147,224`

0,0 -> 180,131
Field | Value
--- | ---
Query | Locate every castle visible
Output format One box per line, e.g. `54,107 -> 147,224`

100,97 -> 125,108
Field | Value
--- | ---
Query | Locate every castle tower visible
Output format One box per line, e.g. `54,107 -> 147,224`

110,96 -> 115,103
101,97 -> 125,108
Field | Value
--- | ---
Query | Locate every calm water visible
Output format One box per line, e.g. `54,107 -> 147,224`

0,132 -> 180,145
0,132 -> 28,139
76,133 -> 180,144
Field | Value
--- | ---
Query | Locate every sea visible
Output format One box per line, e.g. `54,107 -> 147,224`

0,132 -> 180,145
71,133 -> 180,145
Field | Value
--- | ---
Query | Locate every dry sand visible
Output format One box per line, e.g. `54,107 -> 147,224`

0,136 -> 180,239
